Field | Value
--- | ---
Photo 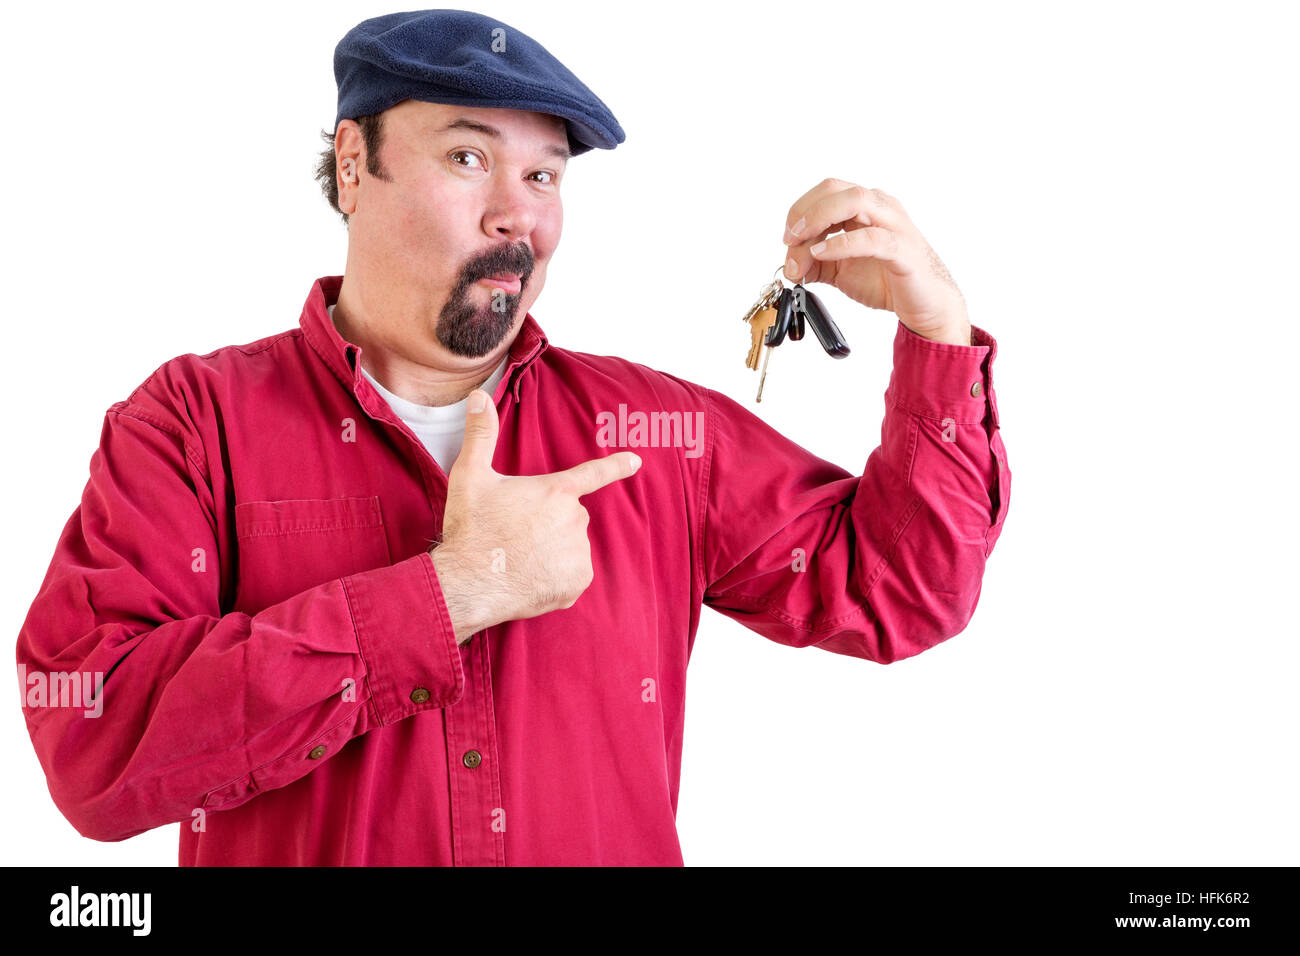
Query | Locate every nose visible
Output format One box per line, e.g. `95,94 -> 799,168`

482,176 -> 539,241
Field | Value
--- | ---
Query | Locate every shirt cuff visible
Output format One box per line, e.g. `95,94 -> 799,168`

341,550 -> 465,725
884,319 -> 1000,427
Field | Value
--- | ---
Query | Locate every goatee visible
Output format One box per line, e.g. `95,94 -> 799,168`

436,241 -> 535,357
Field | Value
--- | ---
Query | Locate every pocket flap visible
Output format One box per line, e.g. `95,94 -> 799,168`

236,496 -> 383,539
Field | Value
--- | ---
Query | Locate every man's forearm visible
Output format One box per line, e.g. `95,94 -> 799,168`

924,320 -> 972,346
428,546 -> 491,644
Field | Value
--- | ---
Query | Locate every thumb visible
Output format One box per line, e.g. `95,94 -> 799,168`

451,388 -> 499,478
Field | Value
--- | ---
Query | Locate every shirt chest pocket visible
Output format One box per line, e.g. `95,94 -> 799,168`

233,496 -> 392,613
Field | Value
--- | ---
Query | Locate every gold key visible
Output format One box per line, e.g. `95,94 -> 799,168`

740,273 -> 782,370
737,263 -> 850,403
740,267 -> 788,402
756,341 -> 774,401
746,307 -> 777,369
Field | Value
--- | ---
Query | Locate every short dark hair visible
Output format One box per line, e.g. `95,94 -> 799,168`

314,113 -> 391,226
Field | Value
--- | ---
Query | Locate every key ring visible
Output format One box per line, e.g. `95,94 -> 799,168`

742,255 -> 849,405
778,262 -> 809,289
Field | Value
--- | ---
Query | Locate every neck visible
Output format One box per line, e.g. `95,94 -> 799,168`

332,276 -> 514,407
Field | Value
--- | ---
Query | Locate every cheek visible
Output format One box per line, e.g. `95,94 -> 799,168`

389,187 -> 462,272
534,208 -> 563,262
395,190 -> 441,243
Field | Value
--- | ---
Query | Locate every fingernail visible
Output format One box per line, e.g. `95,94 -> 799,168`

810,240 -> 827,255
786,216 -> 805,239
785,257 -> 799,280
468,391 -> 486,413
629,453 -> 642,471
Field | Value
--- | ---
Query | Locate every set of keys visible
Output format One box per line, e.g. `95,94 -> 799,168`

741,266 -> 850,402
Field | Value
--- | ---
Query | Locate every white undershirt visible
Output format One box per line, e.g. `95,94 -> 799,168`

329,303 -> 508,474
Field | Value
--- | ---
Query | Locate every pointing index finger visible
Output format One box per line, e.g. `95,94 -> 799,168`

550,451 -> 642,497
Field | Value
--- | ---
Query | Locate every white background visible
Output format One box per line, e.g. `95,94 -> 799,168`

3,0 -> 1296,866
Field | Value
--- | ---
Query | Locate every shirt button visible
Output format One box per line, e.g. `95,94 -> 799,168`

463,749 -> 482,769
410,687 -> 431,704
308,746 -> 326,760
970,381 -> 983,398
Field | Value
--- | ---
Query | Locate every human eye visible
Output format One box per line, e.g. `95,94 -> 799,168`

528,170 -> 558,185
448,149 -> 486,170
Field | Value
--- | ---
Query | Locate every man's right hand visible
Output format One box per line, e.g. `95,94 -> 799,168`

429,388 -> 641,644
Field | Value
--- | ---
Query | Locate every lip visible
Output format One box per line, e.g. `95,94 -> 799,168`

479,274 -> 522,294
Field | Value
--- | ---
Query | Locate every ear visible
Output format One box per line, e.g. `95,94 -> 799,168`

334,120 -> 363,215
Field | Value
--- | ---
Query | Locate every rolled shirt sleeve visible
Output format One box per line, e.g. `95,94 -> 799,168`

15,404 -> 464,842
700,319 -> 1009,664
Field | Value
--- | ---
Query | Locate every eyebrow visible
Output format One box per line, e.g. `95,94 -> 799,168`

437,117 -> 571,161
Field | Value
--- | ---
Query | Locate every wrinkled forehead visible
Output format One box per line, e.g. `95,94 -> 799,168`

388,100 -> 571,157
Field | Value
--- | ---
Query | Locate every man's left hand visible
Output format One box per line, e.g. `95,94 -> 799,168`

782,178 -> 971,346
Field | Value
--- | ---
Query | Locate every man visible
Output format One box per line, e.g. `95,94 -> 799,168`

16,9 -> 1010,865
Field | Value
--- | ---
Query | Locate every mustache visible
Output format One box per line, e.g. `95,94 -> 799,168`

461,242 -> 535,287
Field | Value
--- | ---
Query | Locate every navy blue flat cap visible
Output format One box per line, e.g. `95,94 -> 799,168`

334,9 -> 625,156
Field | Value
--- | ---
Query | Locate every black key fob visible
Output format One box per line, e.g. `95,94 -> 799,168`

765,287 -> 794,347
797,285 -> 850,358
788,302 -> 805,341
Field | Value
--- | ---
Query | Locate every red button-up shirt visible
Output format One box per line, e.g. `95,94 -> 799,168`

16,274 -> 1009,865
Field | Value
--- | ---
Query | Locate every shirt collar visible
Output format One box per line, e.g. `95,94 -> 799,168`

299,275 -> 550,404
